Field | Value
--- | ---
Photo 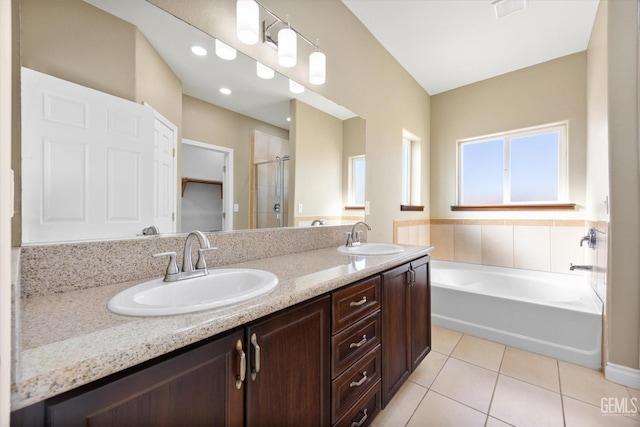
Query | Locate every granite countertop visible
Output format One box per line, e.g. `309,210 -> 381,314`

12,245 -> 433,410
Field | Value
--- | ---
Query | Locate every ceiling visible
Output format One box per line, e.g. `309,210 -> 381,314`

342,0 -> 600,95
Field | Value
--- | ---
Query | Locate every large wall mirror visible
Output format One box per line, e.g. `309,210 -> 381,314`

18,0 -> 366,244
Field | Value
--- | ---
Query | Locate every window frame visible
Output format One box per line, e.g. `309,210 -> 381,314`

456,121 -> 569,207
347,154 -> 366,207
401,129 -> 422,209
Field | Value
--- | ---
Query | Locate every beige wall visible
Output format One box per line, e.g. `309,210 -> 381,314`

586,1 -> 609,223
605,0 -> 640,370
291,99 -> 343,221
182,95 -> 288,230
148,0 -> 431,243
430,52 -> 588,220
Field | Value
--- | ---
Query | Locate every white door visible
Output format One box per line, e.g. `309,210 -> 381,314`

21,67 -> 154,243
150,107 -> 177,234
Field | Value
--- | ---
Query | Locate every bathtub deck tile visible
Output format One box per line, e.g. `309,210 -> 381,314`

501,346 -> 560,393
451,334 -> 506,372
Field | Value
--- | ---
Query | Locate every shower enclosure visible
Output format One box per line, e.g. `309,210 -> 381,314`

254,155 -> 290,228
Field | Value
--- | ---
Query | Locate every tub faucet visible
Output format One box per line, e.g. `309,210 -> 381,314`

570,263 -> 593,271
580,227 -> 596,250
153,230 -> 217,282
346,221 -> 371,247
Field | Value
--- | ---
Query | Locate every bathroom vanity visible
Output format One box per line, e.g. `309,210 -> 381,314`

10,229 -> 432,426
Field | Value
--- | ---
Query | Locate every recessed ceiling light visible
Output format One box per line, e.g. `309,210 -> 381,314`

190,45 -> 207,56
289,79 -> 305,94
219,88 -> 232,95
215,40 -> 237,60
287,117 -> 291,122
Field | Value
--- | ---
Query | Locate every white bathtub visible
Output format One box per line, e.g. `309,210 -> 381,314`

430,260 -> 603,369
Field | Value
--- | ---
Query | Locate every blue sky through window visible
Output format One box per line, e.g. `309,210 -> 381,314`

461,139 -> 504,204
510,132 -> 559,202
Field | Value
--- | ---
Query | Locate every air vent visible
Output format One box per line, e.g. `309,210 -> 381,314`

492,0 -> 528,19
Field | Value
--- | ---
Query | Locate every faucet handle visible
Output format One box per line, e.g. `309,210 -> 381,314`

196,247 -> 218,270
153,251 -> 179,277
344,232 -> 353,247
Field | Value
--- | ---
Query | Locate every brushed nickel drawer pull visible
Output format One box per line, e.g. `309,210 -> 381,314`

350,334 -> 367,349
250,333 -> 260,381
349,371 -> 368,388
235,339 -> 246,389
351,409 -> 368,427
350,296 -> 367,307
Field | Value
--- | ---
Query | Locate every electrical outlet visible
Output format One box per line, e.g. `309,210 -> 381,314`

365,201 -> 370,215
298,203 -> 303,213
233,203 -> 239,213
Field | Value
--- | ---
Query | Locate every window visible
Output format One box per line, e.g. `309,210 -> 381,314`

402,130 -> 422,208
458,122 -> 568,206
348,155 -> 366,206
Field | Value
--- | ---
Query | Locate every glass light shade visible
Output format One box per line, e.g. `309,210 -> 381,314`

289,79 -> 305,94
309,51 -> 326,85
277,27 -> 297,68
256,62 -> 275,79
236,0 -> 259,45
215,40 -> 237,60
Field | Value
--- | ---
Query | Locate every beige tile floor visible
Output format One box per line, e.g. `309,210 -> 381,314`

372,326 -> 640,427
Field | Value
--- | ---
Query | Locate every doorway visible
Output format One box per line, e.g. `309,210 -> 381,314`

181,139 -> 233,232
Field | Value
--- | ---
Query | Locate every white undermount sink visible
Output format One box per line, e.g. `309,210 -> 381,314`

108,269 -> 279,316
337,242 -> 405,256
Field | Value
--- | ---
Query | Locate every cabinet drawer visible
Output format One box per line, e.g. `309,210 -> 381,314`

333,379 -> 381,427
332,345 -> 382,424
332,276 -> 381,334
332,311 -> 381,377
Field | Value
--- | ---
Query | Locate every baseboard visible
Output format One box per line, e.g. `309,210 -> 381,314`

605,362 -> 640,388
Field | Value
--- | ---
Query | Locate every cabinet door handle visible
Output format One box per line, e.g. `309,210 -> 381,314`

349,334 -> 367,349
350,296 -> 367,307
349,371 -> 368,388
350,409 -> 368,427
235,339 -> 246,389
250,333 -> 260,381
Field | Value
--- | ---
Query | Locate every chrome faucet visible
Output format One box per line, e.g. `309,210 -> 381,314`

346,221 -> 371,247
580,227 -> 596,250
570,263 -> 593,271
153,230 -> 217,282
311,219 -> 327,226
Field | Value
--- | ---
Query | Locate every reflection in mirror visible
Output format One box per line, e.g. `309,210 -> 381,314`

18,0 -> 364,243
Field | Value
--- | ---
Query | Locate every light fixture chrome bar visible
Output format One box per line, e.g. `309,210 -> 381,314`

254,0 -> 319,49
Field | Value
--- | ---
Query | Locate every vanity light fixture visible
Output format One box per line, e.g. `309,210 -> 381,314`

256,61 -> 275,79
289,79 -> 305,94
236,0 -> 259,45
215,40 -> 237,60
277,18 -> 297,68
309,42 -> 326,85
219,87 -> 232,95
190,45 -> 208,56
237,0 -> 326,83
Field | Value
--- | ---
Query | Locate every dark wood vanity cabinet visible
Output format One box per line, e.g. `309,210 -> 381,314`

12,296 -> 331,427
381,255 -> 431,407
44,329 -> 245,427
330,276 -> 382,427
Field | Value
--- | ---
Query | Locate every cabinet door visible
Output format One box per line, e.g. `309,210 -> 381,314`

46,330 -> 245,427
381,263 -> 411,407
246,296 -> 331,427
410,256 -> 432,371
